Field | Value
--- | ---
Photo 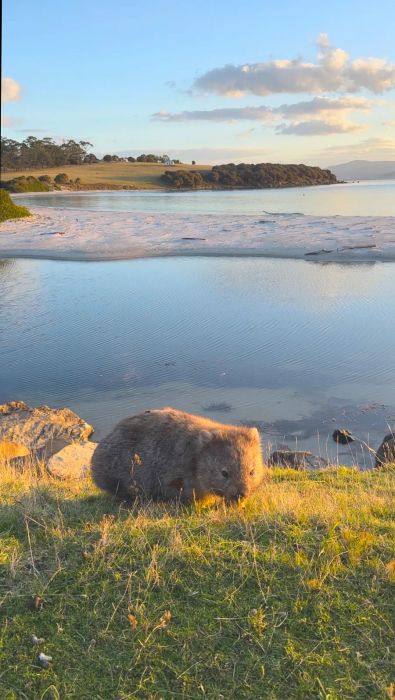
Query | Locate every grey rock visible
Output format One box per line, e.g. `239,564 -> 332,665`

332,428 -> 354,444
0,401 -> 94,460
47,441 -> 98,479
268,450 -> 329,470
375,433 -> 395,468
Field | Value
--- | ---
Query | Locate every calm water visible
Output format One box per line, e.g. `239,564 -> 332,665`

1,256 -> 394,467
17,179 -> 395,216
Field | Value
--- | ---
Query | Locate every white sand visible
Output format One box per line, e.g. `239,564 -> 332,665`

1,206 -> 394,262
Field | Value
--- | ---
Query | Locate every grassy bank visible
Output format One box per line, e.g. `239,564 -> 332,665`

0,190 -> 31,223
0,162 -> 211,191
0,462 -> 394,699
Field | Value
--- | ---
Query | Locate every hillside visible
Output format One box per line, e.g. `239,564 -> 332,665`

330,160 -> 395,181
1,460 -> 394,699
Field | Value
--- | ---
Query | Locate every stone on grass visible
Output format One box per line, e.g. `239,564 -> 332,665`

268,450 -> 329,470
375,434 -> 395,468
332,428 -> 354,445
0,401 -> 93,460
47,441 -> 97,479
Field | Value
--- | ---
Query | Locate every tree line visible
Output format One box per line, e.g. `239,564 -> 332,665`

0,136 -> 182,170
161,162 -> 338,190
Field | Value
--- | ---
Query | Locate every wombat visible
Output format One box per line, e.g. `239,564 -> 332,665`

91,407 -> 264,503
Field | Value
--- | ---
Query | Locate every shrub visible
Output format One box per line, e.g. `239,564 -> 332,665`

161,163 -> 338,190
38,175 -> 52,183
0,189 -> 31,222
54,173 -> 70,185
161,170 -> 205,189
0,176 -> 52,193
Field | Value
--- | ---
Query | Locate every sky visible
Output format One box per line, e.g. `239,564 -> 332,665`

2,0 -> 395,165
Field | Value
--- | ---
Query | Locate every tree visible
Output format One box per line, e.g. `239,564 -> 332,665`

102,155 -> 112,162
0,135 -> 94,170
84,153 -> 99,163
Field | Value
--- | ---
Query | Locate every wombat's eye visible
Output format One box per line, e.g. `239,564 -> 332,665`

221,469 -> 229,478
250,469 -> 255,476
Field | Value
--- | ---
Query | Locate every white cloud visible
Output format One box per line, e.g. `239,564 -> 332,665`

153,97 -> 373,138
278,95 -> 371,117
316,33 -> 331,49
278,119 -> 364,135
1,77 -> 22,102
193,36 -> 395,96
154,96 -> 372,124
322,137 -> 395,160
1,115 -> 21,127
153,106 -> 276,122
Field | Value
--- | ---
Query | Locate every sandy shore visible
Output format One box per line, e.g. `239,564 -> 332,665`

1,206 -> 394,262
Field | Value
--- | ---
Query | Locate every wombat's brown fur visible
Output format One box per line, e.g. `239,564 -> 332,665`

91,407 -> 264,503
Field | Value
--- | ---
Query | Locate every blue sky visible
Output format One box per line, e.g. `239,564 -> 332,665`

2,0 -> 395,165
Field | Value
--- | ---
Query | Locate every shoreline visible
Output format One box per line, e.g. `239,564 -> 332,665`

1,205 -> 395,263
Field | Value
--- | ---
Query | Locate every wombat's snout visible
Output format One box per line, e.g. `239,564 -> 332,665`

227,488 -> 249,502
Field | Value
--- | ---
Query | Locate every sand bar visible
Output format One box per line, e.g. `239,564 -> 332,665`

1,206 -> 394,262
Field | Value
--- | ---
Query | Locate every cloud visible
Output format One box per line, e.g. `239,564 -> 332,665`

153,106 -> 276,122
323,137 -> 395,159
1,115 -> 21,127
193,36 -> 395,96
278,95 -> 371,117
316,33 -> 331,49
1,77 -> 22,102
16,128 -> 49,134
154,96 -> 372,124
278,119 -> 364,135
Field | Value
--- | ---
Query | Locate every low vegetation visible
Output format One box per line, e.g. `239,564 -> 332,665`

0,162 -> 210,192
0,189 -> 31,222
1,176 -> 53,193
0,459 -> 394,699
162,162 -> 338,190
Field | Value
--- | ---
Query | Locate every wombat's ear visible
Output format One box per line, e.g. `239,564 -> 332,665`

197,430 -> 214,448
249,427 -> 260,438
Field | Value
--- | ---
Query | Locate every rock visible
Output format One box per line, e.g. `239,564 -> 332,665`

0,440 -> 30,460
375,434 -> 395,468
47,441 -> 97,479
37,652 -> 52,669
0,401 -> 93,460
268,450 -> 329,470
332,429 -> 354,445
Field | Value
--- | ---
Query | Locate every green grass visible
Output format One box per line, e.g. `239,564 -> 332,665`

0,189 -> 31,223
0,162 -> 211,191
0,461 -> 394,699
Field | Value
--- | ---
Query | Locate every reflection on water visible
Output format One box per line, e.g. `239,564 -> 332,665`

16,179 -> 395,216
1,256 -> 394,466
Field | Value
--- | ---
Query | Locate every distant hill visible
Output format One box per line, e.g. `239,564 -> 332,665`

330,160 -> 395,181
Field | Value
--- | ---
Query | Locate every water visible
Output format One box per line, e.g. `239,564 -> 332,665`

16,179 -> 395,216
1,256 -> 394,467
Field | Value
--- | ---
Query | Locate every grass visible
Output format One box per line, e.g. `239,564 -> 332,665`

0,163 -> 211,191
0,190 -> 31,223
0,460 -> 394,699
